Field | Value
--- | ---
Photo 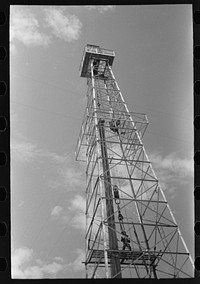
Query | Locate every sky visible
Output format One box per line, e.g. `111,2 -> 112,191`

10,5 -> 193,279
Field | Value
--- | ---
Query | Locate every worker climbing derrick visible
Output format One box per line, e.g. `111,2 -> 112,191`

93,59 -> 100,76
109,119 -> 120,134
112,184 -> 132,264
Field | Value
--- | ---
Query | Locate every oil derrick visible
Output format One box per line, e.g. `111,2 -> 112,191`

75,44 -> 194,278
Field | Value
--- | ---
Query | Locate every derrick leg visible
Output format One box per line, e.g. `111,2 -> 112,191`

98,118 -> 122,278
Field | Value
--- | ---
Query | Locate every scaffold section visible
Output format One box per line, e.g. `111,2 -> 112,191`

75,44 -> 194,279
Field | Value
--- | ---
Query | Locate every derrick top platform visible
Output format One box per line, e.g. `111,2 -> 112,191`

79,44 -> 115,78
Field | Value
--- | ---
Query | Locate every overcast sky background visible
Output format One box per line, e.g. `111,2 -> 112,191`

10,5 -> 193,279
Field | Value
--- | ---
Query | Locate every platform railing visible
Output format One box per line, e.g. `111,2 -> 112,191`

86,46 -> 115,56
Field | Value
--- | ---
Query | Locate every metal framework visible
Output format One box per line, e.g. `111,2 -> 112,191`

75,44 -> 194,278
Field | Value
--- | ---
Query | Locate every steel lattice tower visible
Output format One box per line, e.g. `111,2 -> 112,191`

75,44 -> 194,279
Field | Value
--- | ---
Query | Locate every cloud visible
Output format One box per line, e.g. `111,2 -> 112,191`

68,195 -> 86,231
47,155 -> 85,191
51,205 -> 70,224
66,248 -> 85,273
98,6 -> 116,13
67,194 -> 101,241
72,248 -> 85,272
10,6 -> 82,55
51,206 -> 63,217
85,5 -> 116,13
11,138 -> 85,191
12,247 -> 65,279
12,246 -> 86,279
11,139 -> 65,164
50,195 -> 86,228
44,7 -> 82,42
69,194 -> 85,212
70,213 -> 85,230
149,152 -> 193,179
41,262 -> 64,275
12,247 -> 33,269
11,138 -> 66,164
54,256 -> 64,262
11,136 -> 67,165
10,7 -> 51,50
148,152 -> 193,194
11,140 -> 41,163
58,166 -> 84,189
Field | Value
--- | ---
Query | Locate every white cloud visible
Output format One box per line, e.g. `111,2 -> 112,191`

98,5 -> 116,13
72,248 -> 85,272
59,166 -> 84,189
41,262 -> 64,274
50,195 -> 86,228
85,5 -> 116,13
69,194 -> 85,212
10,6 -> 83,54
11,140 -> 40,163
12,247 -> 65,279
20,266 -> 43,278
51,205 -> 70,224
68,195 -> 86,231
44,7 -> 82,42
148,152 -> 193,194
149,152 -> 193,179
10,7 -> 50,50
66,248 -> 85,273
67,194 -> 101,240
12,247 -> 33,269
48,155 -> 85,191
11,138 -> 67,164
12,246 -> 86,279
11,138 -> 85,190
11,139 -> 64,164
85,6 -> 96,11
54,256 -> 64,262
70,212 -> 85,231
51,205 -> 63,217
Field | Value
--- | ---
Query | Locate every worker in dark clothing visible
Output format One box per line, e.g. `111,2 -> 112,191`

121,230 -> 131,264
109,119 -> 120,134
116,119 -> 120,127
93,59 -> 100,76
93,59 -> 99,67
109,120 -> 116,133
121,231 -> 131,251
